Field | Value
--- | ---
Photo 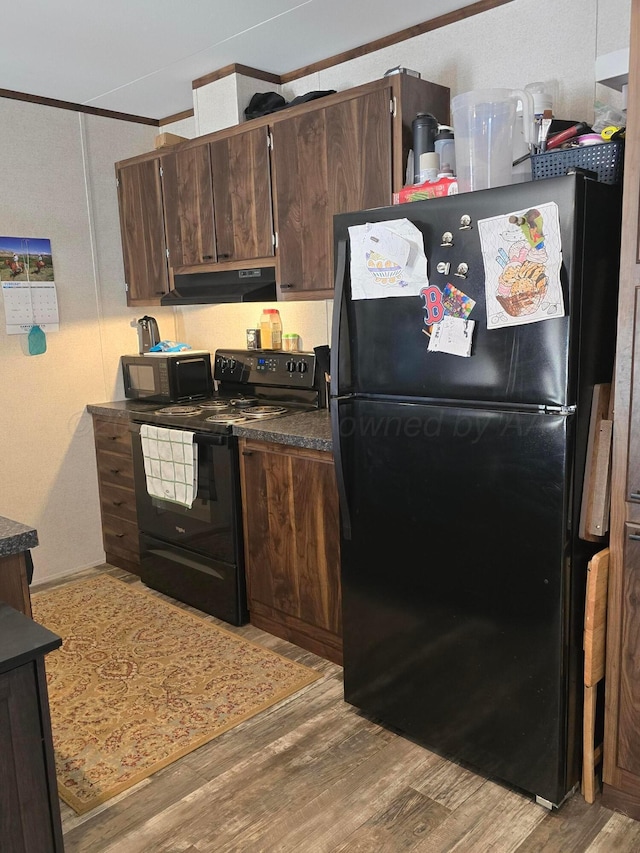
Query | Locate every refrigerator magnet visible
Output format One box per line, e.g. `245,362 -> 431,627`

442,283 -> 476,319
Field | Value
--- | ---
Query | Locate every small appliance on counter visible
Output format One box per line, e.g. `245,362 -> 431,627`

121,351 -> 213,403
136,316 -> 160,353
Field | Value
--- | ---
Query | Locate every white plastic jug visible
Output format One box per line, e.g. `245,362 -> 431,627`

451,88 -> 534,193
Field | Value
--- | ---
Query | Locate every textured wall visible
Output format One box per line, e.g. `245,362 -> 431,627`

0,100 -> 161,583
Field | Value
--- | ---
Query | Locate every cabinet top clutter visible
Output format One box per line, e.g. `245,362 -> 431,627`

114,75 -> 450,307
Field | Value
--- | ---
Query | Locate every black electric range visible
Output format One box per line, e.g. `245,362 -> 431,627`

128,349 -> 324,625
131,348 -> 322,433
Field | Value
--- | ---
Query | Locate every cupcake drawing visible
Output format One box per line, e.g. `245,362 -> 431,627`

366,250 -> 405,286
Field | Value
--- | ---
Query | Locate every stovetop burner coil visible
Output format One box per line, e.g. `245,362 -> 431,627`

197,400 -> 231,410
154,405 -> 202,415
228,396 -> 259,408
241,405 -> 287,417
204,412 -> 248,424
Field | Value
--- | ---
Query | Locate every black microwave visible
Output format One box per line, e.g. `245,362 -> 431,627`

121,352 -> 213,403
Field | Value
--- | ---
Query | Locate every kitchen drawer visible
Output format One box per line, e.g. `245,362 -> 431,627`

96,448 -> 135,490
93,417 -> 133,455
99,482 -> 137,524
102,514 -> 140,561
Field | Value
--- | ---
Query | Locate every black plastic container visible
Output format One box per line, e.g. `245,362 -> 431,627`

412,113 -> 438,183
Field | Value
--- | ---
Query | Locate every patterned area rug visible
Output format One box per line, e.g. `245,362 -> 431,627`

31,574 -> 320,814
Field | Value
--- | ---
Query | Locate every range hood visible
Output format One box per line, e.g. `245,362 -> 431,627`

161,267 -> 277,306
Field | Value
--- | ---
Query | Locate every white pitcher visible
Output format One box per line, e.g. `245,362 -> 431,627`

451,88 -> 535,193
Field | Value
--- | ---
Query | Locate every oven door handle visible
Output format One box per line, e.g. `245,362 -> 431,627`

130,422 -> 229,447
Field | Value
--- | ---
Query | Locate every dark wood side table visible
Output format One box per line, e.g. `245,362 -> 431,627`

0,603 -> 63,851
0,514 -> 38,616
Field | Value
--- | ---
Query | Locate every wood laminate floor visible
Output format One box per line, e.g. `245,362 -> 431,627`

34,564 -> 640,853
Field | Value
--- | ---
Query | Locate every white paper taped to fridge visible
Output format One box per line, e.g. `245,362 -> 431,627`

427,315 -> 475,357
477,202 -> 564,329
348,219 -> 428,300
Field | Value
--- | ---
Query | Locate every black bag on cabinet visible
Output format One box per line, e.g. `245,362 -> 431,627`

244,89 -> 336,120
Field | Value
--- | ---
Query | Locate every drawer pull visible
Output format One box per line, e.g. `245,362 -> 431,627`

630,491 -> 640,501
629,533 -> 640,541
112,500 -> 124,507
242,450 -> 253,456
114,533 -> 125,538
110,469 -> 121,475
108,435 -> 119,441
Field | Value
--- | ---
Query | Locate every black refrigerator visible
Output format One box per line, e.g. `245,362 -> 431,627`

330,174 -> 621,808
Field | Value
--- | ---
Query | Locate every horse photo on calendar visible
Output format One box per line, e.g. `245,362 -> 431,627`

0,236 -> 54,281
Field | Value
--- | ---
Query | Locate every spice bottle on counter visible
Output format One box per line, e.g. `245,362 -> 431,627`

259,308 -> 282,350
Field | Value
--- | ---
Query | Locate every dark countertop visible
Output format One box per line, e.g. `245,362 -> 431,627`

0,516 -> 38,558
232,409 -> 332,452
87,400 -> 160,420
0,603 -> 61,674
87,401 -> 334,452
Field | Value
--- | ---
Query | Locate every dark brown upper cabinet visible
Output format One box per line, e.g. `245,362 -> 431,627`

210,126 -> 275,263
271,76 -> 449,300
114,75 -> 449,305
161,142 -> 216,266
271,86 -> 392,299
116,158 -> 169,306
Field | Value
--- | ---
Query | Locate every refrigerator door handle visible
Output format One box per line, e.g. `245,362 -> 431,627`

331,401 -> 352,540
330,238 -> 348,400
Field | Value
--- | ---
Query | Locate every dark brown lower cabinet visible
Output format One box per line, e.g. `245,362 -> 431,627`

91,414 -> 141,574
0,604 -> 63,851
0,551 -> 32,616
239,438 -> 342,664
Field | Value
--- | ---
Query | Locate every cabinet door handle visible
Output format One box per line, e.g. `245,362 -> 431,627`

629,533 -> 640,541
112,500 -> 124,506
108,435 -> 119,441
242,450 -> 253,456
115,532 -> 125,538
630,491 -> 640,500
155,290 -> 165,295
218,253 -> 231,260
110,468 -> 121,475
202,255 -> 214,260
280,283 -> 296,289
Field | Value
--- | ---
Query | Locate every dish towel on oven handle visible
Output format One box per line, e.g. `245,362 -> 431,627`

139,424 -> 198,508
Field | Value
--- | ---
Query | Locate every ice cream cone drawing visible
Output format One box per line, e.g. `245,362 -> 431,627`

478,202 -> 565,329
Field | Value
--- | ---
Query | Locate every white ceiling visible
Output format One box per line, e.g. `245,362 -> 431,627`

2,0 -> 480,120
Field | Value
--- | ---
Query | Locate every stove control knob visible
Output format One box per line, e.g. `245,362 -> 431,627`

228,358 -> 236,370
219,357 -> 228,370
286,360 -> 297,373
297,360 -> 308,374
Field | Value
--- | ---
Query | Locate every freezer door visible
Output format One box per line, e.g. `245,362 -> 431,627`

332,175 -> 620,407
335,397 -> 578,805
